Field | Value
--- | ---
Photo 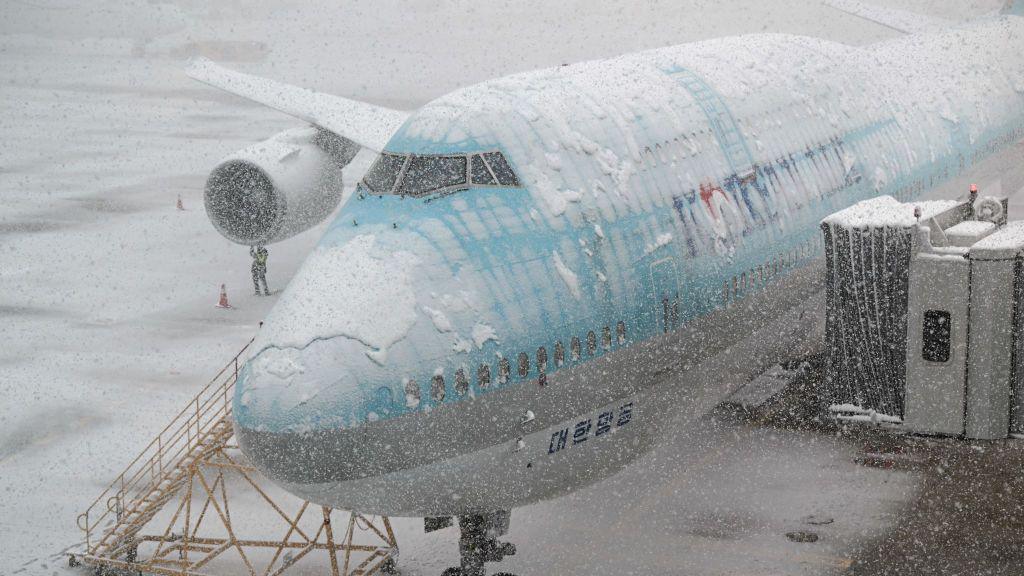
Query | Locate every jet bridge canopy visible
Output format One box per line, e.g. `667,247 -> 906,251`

822,194 -> 1023,439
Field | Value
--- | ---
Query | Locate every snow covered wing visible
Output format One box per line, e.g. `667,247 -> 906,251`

187,57 -> 410,151
823,0 -> 953,34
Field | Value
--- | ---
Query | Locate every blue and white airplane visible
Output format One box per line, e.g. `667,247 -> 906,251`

191,2 -> 1024,573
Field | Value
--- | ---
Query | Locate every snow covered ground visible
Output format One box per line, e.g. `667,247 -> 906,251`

0,0 -> 1010,574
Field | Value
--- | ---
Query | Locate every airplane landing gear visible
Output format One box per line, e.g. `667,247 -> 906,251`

440,511 -> 516,576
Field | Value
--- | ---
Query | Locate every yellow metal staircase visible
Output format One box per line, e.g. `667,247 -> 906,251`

73,338 -> 398,576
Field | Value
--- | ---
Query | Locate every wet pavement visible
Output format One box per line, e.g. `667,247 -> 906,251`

846,433 -> 1024,576
758,363 -> 1024,576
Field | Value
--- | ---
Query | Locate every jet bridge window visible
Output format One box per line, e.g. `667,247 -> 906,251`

923,310 -> 952,363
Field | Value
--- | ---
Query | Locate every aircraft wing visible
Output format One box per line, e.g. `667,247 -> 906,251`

187,57 -> 410,152
824,0 -> 954,34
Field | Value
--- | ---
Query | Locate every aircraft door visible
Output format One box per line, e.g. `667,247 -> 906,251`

650,258 -> 681,333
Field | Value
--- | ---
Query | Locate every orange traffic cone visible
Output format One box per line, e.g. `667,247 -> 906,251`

216,284 -> 231,309
176,194 -> 185,211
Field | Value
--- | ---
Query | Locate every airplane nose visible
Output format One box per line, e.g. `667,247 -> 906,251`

234,339 -> 382,486
233,229 -> 432,483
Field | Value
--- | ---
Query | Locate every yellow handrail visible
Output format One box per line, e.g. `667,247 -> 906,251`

77,337 -> 255,553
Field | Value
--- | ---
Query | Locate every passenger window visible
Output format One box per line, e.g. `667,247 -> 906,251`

554,341 -> 565,367
518,352 -> 530,377
404,379 -> 420,408
616,321 -> 626,345
455,368 -> 469,396
587,331 -> 597,355
431,374 -> 446,402
923,310 -> 952,363
537,347 -> 548,373
482,152 -> 520,187
477,363 -> 491,389
498,357 -> 511,385
571,337 -> 581,361
470,155 -> 497,186
602,326 -> 612,350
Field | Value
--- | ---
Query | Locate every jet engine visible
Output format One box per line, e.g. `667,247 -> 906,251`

204,127 -> 359,245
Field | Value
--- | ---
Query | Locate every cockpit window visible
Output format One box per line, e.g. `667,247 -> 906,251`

470,155 -> 496,185
362,153 -> 406,194
360,150 -> 520,198
482,152 -> 519,186
397,155 -> 467,197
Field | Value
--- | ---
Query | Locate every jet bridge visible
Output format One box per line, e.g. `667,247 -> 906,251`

822,193 -> 1024,439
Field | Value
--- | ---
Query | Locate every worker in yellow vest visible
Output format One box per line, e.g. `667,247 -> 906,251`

250,245 -> 269,296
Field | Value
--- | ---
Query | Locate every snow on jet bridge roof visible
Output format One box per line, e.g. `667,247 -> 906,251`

971,221 -> 1024,258
822,196 -> 960,229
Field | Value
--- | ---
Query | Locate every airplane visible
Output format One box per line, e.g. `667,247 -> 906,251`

189,2 -> 1024,574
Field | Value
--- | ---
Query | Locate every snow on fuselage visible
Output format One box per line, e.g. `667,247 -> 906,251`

234,19 -> 1024,516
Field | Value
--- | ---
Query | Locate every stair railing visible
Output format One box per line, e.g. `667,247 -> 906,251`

76,337 -> 255,555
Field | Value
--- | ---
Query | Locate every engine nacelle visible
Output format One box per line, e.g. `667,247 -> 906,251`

204,127 -> 359,246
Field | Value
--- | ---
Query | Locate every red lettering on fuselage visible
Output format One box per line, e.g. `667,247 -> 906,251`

699,182 -> 726,219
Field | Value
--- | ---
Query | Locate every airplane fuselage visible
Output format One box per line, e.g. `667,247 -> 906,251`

235,16 -> 1024,516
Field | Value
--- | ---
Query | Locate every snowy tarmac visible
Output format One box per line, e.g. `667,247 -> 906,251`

0,1 -> 1017,574
433,407 -> 918,576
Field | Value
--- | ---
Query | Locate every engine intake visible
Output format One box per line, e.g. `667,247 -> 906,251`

204,127 -> 358,245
